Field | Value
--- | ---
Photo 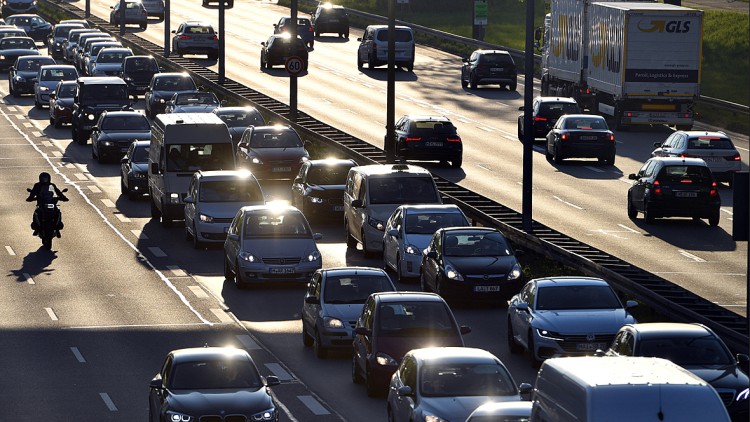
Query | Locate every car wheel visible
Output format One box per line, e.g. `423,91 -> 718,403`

545,146 -> 553,162
11,83 -> 19,98
208,51 -> 219,60
451,156 -> 462,168
344,31 -> 349,38
313,330 -> 327,358
436,278 -> 447,298
507,320 -> 523,354
314,30 -> 320,37
34,97 -> 42,109
528,331 -> 541,368
708,210 -> 720,226
395,255 -> 406,282
120,178 -> 127,195
420,271 -> 430,292
644,202 -> 655,224
461,73 -> 468,88
192,224 -> 204,249
308,40 -> 314,49
517,119 -> 523,141
351,353 -> 363,384
345,221 -> 357,248
361,231 -> 376,258
365,365 -> 379,397
509,81 -> 517,91
357,55 -> 363,69
406,61 -> 413,72
224,256 -> 235,282
185,224 -> 193,241
95,148 -> 104,163
302,321 -> 313,347
470,73 -> 478,90
552,145 -> 562,164
627,195 -> 638,219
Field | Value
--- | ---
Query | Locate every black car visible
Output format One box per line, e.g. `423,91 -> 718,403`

148,347 -> 281,422
389,115 -> 463,168
292,158 -> 358,220
144,72 -> 198,118
260,33 -> 308,71
352,292 -> 471,396
236,125 -> 310,180
0,44 -> 39,70
420,227 -> 523,302
119,55 -> 160,97
5,14 -> 52,42
604,323 -> 749,421
91,110 -> 151,163
545,114 -> 616,165
518,96 -> 581,140
120,139 -> 149,199
274,16 -> 314,49
46,23 -> 85,58
8,54 -> 54,96
311,3 -> 349,38
461,49 -> 517,91
213,106 -> 266,146
71,76 -> 131,144
49,80 -> 76,128
627,157 -> 721,225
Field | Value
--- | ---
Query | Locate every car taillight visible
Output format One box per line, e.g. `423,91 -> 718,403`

405,137 -> 421,142
710,181 -> 718,197
308,27 -> 313,32
679,179 -> 693,184
726,153 -> 741,161
561,134 -> 568,141
653,180 -> 662,196
533,116 -> 547,122
212,35 -> 218,40
609,134 -> 615,142
447,136 -> 461,143
679,153 -> 696,158
180,35 -> 191,40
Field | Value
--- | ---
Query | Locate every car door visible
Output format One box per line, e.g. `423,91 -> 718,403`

420,232 -> 441,289
509,281 -> 535,348
392,356 -> 417,422
184,175 -> 198,231
224,209 -> 243,270
354,296 -> 375,371
383,208 -> 401,270
358,27 -> 373,62
631,160 -> 657,211
302,271 -> 321,333
149,355 -> 172,421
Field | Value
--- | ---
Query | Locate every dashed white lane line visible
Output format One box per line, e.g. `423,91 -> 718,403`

88,186 -> 101,193
41,140 -> 53,147
74,173 -> 88,181
32,131 -> 42,137
24,273 -> 35,284
5,246 -> 15,256
721,208 -> 733,215
101,199 -> 116,208
131,229 -> 148,240
188,285 -> 209,299
236,334 -> 261,350
476,163 -> 492,171
264,363 -> 293,381
298,395 -> 330,415
114,213 -> 131,223
99,393 -> 118,412
13,114 -> 23,120
148,247 -> 166,257
44,307 -> 58,321
678,250 -> 706,263
617,224 -> 640,234
552,195 -> 584,210
210,308 -> 234,323
22,122 -> 32,128
166,265 -> 186,277
477,126 -> 494,132
50,151 -> 62,157
70,347 -> 86,363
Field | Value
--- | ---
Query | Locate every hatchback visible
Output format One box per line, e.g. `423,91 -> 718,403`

545,114 -> 616,165
352,292 -> 471,396
46,23 -> 84,59
389,115 -> 463,168
91,110 -> 151,163
34,64 -> 77,108
301,267 -> 397,358
461,49 -> 517,91
48,80 -> 76,128
291,158 -> 358,220
273,16 -> 314,49
236,125 -> 310,180
90,47 -> 133,76
171,21 -> 219,59
357,25 -> 414,71
8,54 -> 53,97
260,33 -> 308,71
109,0 -> 148,29
184,170 -> 265,248
627,157 -> 721,225
517,96 -> 581,140
119,55 -> 160,96
651,131 -> 742,186
120,139 -> 149,199
166,91 -> 223,114
311,3 -> 349,38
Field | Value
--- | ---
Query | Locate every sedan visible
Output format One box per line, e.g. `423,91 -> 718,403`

273,16 -> 314,49
223,204 -> 323,288
651,130 -> 742,186
545,114 -> 616,165
387,347 -> 532,422
0,46 -> 39,70
466,401 -> 533,422
213,106 -> 266,145
144,72 -> 198,118
389,115 -> 463,168
291,158 -> 358,220
507,276 -> 638,367
46,22 -> 85,59
148,347 -> 281,422
34,64 -> 78,108
236,125 -> 310,180
48,80 -> 76,128
8,54 -> 54,97
383,204 -> 470,282
171,21 -> 219,59
260,33 -> 308,70
166,91 -> 224,114
120,139 -> 149,199
5,14 -> 51,42
91,111 -> 151,163
460,49 -> 517,90
421,227 -> 523,302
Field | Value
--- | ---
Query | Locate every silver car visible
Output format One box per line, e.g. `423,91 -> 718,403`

387,347 -> 532,422
184,170 -> 265,249
223,205 -> 323,288
140,0 -> 164,19
109,0 -> 148,29
90,47 -> 132,76
507,276 -> 638,366
301,267 -> 396,358
34,64 -> 78,108
652,130 -> 742,186
166,91 -> 224,114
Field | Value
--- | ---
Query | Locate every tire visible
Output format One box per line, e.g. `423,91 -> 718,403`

405,61 -> 413,72
708,210 -> 720,226
517,120 -> 523,141
470,73 -> 478,90
361,231 -> 376,258
208,51 -> 218,60
395,254 -> 404,282
308,41 -> 314,49
34,98 -> 42,109
545,147 -> 553,162
345,222 -> 357,249
344,31 -> 349,39
185,225 -> 193,241
528,332 -> 541,368
192,224 -> 204,249
351,354 -> 363,384
224,256 -> 235,282
140,23 -> 147,30
451,156 -> 462,168
507,320 -> 523,354
365,365 -> 379,397
461,75 -> 468,88
436,278 -> 447,298
644,202 -> 655,224
313,330 -> 327,358
509,81 -> 517,91
627,196 -> 638,219
357,55 -> 363,69
552,145 -> 562,164
120,178 -> 127,195
608,153 -> 616,166
302,321 -> 313,347
314,30 -> 320,37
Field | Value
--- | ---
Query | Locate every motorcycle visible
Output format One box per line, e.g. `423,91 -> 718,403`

27,187 -> 68,249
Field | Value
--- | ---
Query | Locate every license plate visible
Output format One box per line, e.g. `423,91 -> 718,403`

425,142 -> 444,147
272,167 -> 292,173
491,68 -> 504,72
580,136 -> 598,140
333,206 -> 344,212
576,343 -> 606,351
675,191 -> 698,198
703,157 -> 722,162
328,19 -> 339,23
474,285 -> 500,292
270,267 -> 295,274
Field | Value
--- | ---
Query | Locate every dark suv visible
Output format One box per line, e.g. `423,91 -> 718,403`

517,96 -> 581,140
71,76 -> 131,145
311,3 -> 349,38
627,157 -> 721,226
461,49 -> 517,91
390,115 -> 463,168
235,125 -> 310,180
119,55 -> 160,97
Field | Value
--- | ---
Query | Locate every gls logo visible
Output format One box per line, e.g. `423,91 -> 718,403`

637,20 -> 691,33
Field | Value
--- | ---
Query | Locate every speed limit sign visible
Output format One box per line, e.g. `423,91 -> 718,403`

285,56 -> 305,75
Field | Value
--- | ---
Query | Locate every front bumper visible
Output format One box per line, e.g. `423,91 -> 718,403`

532,331 -> 616,360
398,254 -> 422,278
440,276 -> 524,301
194,220 -> 232,243
126,175 -> 148,194
319,324 -> 355,349
237,260 -> 321,284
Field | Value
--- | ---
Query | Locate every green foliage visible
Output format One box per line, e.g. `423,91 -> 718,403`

701,11 -> 749,105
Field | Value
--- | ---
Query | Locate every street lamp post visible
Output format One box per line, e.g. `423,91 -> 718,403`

385,0 -> 396,162
290,0 -> 298,122
521,0 -> 535,233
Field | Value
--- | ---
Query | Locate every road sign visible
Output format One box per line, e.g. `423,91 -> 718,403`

474,0 -> 488,26
285,56 -> 305,76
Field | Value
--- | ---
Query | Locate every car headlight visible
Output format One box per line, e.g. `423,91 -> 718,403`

323,317 -> 344,329
123,76 -> 132,81
198,214 -> 214,223
536,328 -> 564,341
404,244 -> 420,255
14,75 -> 24,82
39,86 -> 49,92
251,408 -> 277,421
168,192 -> 180,204
101,140 -> 114,147
508,263 -> 522,280
367,216 -> 385,231
307,250 -> 321,262
166,411 -> 193,422
159,98 -> 166,103
87,113 -> 95,121
0,55 -> 6,60
240,251 -> 257,262
250,156 -> 263,165
375,352 -> 397,366
308,196 -> 323,204
445,264 -> 464,281
425,416 -> 449,422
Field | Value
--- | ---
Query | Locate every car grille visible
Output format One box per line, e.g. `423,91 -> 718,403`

716,389 -> 736,407
326,197 -> 343,205
213,217 -> 233,224
199,416 -> 247,422
556,334 -> 616,352
465,274 -> 507,283
262,257 -> 301,265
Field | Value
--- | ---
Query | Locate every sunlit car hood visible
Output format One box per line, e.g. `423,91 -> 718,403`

420,395 -> 521,421
171,104 -> 221,113
166,388 -> 272,416
376,334 -> 463,363
250,147 -> 309,162
197,201 -> 264,219
361,204 -> 400,224
533,309 -> 635,333
322,303 -> 365,323
243,237 -> 318,257
403,233 -> 432,251
685,366 -> 750,391
444,256 -> 518,275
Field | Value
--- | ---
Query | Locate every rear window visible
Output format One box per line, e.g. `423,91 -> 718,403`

539,102 -> 580,118
412,121 -> 457,135
187,26 -> 215,35
563,117 -> 608,130
376,29 -> 413,42
199,179 -> 263,203
687,137 -> 734,150
378,301 -> 455,335
368,176 -> 439,205
657,165 -> 712,184
478,53 -> 514,65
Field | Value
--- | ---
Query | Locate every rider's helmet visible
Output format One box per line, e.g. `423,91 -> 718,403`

39,172 -> 51,183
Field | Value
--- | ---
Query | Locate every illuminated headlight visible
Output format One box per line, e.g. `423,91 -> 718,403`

307,250 -> 321,262
198,214 -> 214,223
123,76 -> 133,81
39,86 -> 49,92
251,156 -> 263,164
158,98 -> 166,103
367,216 -> 385,231
56,104 -> 69,111
404,244 -> 420,255
0,56 -> 5,60
87,113 -> 95,120
375,352 -> 397,366
424,416 -> 449,422
308,196 -> 323,204
251,408 -> 277,421
445,264 -> 463,281
299,156 -> 309,163
508,263 -> 522,280
736,388 -> 749,402
240,251 -> 257,262
166,411 -> 193,422
101,140 -> 114,147
536,328 -> 564,341
168,192 -> 180,204
14,75 -> 25,82
323,317 -> 344,329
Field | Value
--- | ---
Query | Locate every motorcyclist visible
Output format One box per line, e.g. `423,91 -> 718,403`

26,172 -> 68,238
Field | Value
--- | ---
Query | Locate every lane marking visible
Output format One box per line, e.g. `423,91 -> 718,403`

477,126 -> 494,132
678,250 -> 706,262
188,285 -> 209,299
5,245 -> 15,256
45,307 -> 58,321
721,208 -> 733,215
552,195 -> 584,210
24,272 -> 35,284
70,347 -> 86,363
22,122 -> 32,128
131,229 -> 148,240
114,213 -> 131,223
148,247 -> 166,257
617,224 -> 640,234
166,265 -> 186,277
42,141 -> 53,147
475,164 -> 492,171
50,151 -> 62,157
101,199 -> 115,208
99,393 -> 118,412
88,186 -> 101,193
236,334 -> 261,350
264,363 -> 293,381
65,322 -> 209,329
74,173 -> 88,181
298,395 -> 330,415
210,308 -> 234,323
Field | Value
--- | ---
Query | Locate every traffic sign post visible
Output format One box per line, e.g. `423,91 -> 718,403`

285,56 -> 305,76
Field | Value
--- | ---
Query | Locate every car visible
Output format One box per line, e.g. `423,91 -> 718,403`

184,170 -> 265,248
1,0 -> 36,17
8,54 -> 53,97
351,291 -> 471,396
109,0 -> 148,29
71,76 -> 131,144
273,16 -> 314,49
604,323 -> 749,421
517,96 -> 581,140
651,130 -> 742,186
63,28 -> 100,63
45,23 -> 85,59
144,72 -> 198,118
260,33 -> 308,70
311,3 -> 349,38
0,26 -> 26,42
223,204 -> 323,288
91,110 -> 151,163
33,64 -> 78,108
382,204 -> 470,282
165,91 -> 224,114
148,347 -> 281,422
90,47 -> 133,76
389,114 -> 463,168
421,227 -> 524,302
507,276 -> 638,367
0,37 -> 38,70
357,25 -> 415,71
212,106 -> 266,145
120,139 -> 149,199
141,0 -> 165,19
301,267 -> 397,358
48,80 -> 76,128
83,41 -> 123,76
4,14 -> 50,42
387,347 -> 532,422
58,19 -> 91,29
545,114 -> 616,165
461,49 -> 517,91
291,158 -> 358,220
627,157 -> 722,225
171,21 -> 219,59
119,55 -> 160,97
74,33 -> 115,71
465,401 -> 533,422
235,125 -> 310,180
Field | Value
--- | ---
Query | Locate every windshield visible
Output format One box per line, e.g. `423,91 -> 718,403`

41,68 -> 78,81
199,180 -> 263,203
154,76 -> 196,91
125,57 -> 159,72
420,362 -> 517,397
242,211 -> 311,238
18,58 -> 53,71
132,145 -> 149,162
377,301 -> 456,336
306,165 -> 350,185
637,335 -> 735,366
563,117 -> 608,130
323,275 -> 393,304
100,115 -> 150,131
443,231 -> 512,257
368,176 -> 439,205
175,92 -> 218,105
98,51 -> 130,63
57,84 -> 76,97
249,130 -> 302,148
405,212 -> 467,235
535,285 -> 623,311
166,143 -> 235,172
1,38 -> 35,49
216,110 -> 264,128
169,359 -> 261,390
79,83 -> 128,102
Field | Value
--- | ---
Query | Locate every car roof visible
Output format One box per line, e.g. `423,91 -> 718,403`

101,110 -> 145,118
439,227 -> 498,235
77,76 -> 127,85
350,163 -> 432,177
183,21 -> 213,27
680,130 -> 732,140
401,204 -> 463,213
624,322 -> 713,337
322,266 -> 388,277
97,47 -> 132,54
250,125 -> 296,133
196,170 -> 258,181
535,96 -> 578,104
214,106 -> 259,113
474,49 -> 511,55
648,156 -> 709,167
240,204 -> 302,214
319,3 -> 345,9
402,115 -> 452,122
559,114 -> 604,120
533,276 -> 611,288
40,64 -> 76,70
307,158 -> 357,167
154,72 -> 191,78
408,347 -> 498,364
372,291 -> 444,303
367,24 -> 412,30
170,347 -> 252,364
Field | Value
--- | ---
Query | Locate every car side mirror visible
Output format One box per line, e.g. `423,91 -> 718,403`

261,42 -> 266,47
121,157 -> 128,163
386,228 -> 398,237
516,303 -> 529,312
149,375 -> 163,389
171,30 -> 176,33
62,188 -> 68,193
519,382 -> 533,395
304,296 -> 320,305
354,327 -> 370,336
351,199 -> 363,208
625,300 -> 638,309
313,233 -> 323,241
426,250 -> 438,260
227,233 -> 239,242
265,375 -> 280,387
397,386 -> 413,396
628,173 -> 638,180
459,325 -> 472,335
357,37 -> 362,42
150,162 -> 159,174
183,195 -> 194,204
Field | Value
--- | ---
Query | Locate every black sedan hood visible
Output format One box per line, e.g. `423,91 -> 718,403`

444,255 -> 518,276
152,89 -> 196,99
56,98 -> 75,107
686,365 -> 750,391
166,388 -> 273,416
98,131 -> 151,142
124,70 -> 157,83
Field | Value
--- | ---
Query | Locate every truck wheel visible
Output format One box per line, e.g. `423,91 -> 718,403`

150,195 -> 161,219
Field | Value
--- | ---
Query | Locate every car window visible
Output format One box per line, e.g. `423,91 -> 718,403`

420,362 -> 516,397
132,145 -> 149,162
405,212 -> 468,235
41,68 -> 78,81
401,357 -> 416,390
535,285 -> 622,311
375,29 -> 412,42
637,335 -> 734,365
377,301 -> 455,335
187,25 -> 214,35
165,143 -> 234,172
243,212 -> 310,238
169,359 -> 261,390
216,110 -> 264,128
412,120 -> 457,135
368,176 -> 438,205
687,136 -> 734,150
198,180 -> 263,203
100,115 -> 150,131
249,130 -> 302,148
154,76 -> 195,90
442,231 -> 511,257
563,117 -> 606,130
323,275 -> 394,304
657,165 -> 712,184
540,102 -> 580,118
478,53 -> 514,65
306,165 -> 350,185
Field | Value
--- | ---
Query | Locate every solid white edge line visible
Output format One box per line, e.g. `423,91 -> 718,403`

70,347 -> 86,363
99,392 -> 118,411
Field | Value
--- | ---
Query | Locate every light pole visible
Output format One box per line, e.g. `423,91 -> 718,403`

164,0 -> 170,57
521,0 -> 535,233
218,0 -> 225,84
289,0 -> 298,122
385,0 -> 396,162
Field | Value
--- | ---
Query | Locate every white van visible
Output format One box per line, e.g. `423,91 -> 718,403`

343,164 -> 441,257
148,113 -> 235,226
357,25 -> 415,71
531,356 -> 730,422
